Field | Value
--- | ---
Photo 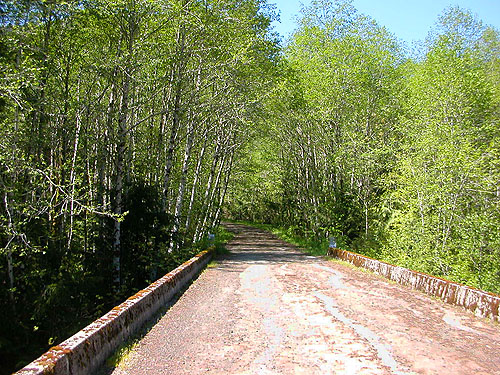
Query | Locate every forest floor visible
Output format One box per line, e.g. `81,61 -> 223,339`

101,223 -> 500,375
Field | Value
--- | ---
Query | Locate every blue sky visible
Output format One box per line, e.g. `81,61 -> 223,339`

269,0 -> 500,44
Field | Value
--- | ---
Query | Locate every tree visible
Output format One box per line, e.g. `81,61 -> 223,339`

383,7 -> 500,291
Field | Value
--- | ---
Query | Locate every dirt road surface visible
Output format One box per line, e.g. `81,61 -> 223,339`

107,223 -> 500,375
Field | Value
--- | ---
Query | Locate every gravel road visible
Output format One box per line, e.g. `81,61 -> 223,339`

106,223 -> 500,375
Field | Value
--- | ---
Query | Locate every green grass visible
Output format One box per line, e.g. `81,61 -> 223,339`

213,226 -> 234,256
106,338 -> 140,369
192,226 -> 233,256
269,227 -> 328,256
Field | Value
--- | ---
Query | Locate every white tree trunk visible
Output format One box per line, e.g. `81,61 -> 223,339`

163,27 -> 186,212
168,118 -> 195,252
194,139 -> 221,242
113,14 -> 137,289
67,110 -> 82,249
212,148 -> 235,228
185,135 -> 207,234
200,146 -> 227,238
3,191 -> 15,307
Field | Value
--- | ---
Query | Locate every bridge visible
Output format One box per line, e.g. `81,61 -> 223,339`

16,223 -> 500,374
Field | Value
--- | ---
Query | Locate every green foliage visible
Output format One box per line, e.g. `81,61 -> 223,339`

379,14 -> 500,292
225,2 -> 500,295
225,130 -> 283,223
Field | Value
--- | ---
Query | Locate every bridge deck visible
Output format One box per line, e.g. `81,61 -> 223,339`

104,223 -> 500,375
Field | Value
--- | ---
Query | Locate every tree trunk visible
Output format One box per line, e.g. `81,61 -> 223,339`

112,84 -> 128,289
201,144 -> 228,236
185,134 -> 207,234
163,26 -> 187,212
67,110 -> 82,249
212,148 -> 235,228
113,13 -> 137,290
169,117 -> 196,252
3,191 -> 15,309
194,138 -> 221,242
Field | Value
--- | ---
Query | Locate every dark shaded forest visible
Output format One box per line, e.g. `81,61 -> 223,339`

1,0 -> 499,373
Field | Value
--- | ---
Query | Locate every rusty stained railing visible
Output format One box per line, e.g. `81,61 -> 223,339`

328,247 -> 500,322
15,248 -> 214,375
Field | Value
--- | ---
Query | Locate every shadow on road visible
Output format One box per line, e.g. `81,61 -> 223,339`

217,223 -> 320,269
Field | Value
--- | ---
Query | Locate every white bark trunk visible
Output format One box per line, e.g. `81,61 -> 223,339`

185,136 -> 207,234
194,139 -> 221,242
67,110 -> 82,249
200,148 -> 227,237
113,15 -> 136,288
163,27 -> 186,212
212,148 -> 235,228
168,118 -> 195,252
3,191 -> 15,306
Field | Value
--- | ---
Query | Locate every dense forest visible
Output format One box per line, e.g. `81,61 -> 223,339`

1,0 -> 499,373
226,1 -> 500,294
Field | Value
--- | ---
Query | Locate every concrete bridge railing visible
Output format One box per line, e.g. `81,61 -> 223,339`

15,240 -> 499,375
15,249 -> 213,375
328,247 -> 500,322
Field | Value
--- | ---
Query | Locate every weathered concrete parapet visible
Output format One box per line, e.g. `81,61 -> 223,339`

15,249 -> 213,375
327,247 -> 500,322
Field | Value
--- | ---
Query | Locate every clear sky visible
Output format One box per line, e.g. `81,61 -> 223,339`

269,0 -> 500,44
